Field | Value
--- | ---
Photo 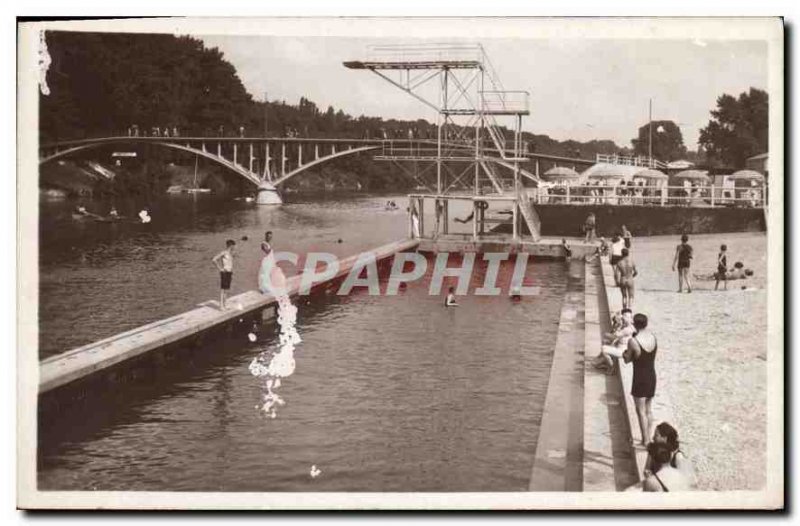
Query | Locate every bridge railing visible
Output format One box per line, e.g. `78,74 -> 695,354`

532,183 -> 767,208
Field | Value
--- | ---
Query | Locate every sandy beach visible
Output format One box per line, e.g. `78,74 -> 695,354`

618,231 -> 768,491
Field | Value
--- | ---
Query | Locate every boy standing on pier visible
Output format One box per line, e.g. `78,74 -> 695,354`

212,239 -> 236,310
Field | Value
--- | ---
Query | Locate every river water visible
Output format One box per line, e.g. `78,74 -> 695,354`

38,193 -> 568,491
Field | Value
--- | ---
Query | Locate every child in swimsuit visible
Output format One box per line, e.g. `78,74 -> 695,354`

715,244 -> 728,290
445,287 -> 458,307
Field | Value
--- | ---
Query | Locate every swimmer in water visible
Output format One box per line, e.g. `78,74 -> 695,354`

561,238 -> 572,260
445,287 -> 458,307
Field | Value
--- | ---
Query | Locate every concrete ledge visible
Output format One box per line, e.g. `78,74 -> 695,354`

529,261 -> 585,491
40,238 -> 420,394
417,235 -> 595,259
582,261 -> 617,490
598,257 -> 697,488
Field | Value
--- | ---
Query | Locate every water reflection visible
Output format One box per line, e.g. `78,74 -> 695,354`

39,253 -> 569,492
38,193 -> 409,358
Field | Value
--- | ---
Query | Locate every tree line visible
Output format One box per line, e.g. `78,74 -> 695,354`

40,31 -> 768,192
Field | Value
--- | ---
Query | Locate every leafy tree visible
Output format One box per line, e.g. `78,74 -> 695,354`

40,31 -> 640,193
698,87 -> 768,168
631,120 -> 687,162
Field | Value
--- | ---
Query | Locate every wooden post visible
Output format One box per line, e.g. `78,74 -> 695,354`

472,200 -> 478,240
566,184 -> 571,205
710,185 -> 715,207
418,197 -> 425,238
264,143 -> 270,179
512,201 -> 519,242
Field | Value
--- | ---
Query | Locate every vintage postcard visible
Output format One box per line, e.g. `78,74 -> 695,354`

17,17 -> 784,510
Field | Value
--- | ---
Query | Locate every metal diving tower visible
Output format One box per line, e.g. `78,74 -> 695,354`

344,43 -> 541,241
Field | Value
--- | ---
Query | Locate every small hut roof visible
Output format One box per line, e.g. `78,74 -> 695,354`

543,166 -> 581,180
633,168 -> 668,180
730,169 -> 765,181
673,169 -> 710,181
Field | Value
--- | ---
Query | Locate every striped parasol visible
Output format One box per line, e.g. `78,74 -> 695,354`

633,168 -> 668,180
729,169 -> 765,182
542,166 -> 581,182
586,164 -> 629,180
672,169 -> 710,183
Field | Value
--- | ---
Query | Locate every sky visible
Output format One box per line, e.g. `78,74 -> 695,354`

198,35 -> 767,150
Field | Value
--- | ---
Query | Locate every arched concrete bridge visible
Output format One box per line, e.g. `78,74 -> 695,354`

39,136 -> 595,191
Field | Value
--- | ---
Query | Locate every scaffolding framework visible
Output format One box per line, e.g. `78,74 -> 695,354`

345,43 -> 540,241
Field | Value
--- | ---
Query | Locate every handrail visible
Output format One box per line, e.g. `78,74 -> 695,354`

595,153 -> 668,169
533,183 -> 767,208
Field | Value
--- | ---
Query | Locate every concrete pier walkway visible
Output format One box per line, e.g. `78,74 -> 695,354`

40,238 -> 420,395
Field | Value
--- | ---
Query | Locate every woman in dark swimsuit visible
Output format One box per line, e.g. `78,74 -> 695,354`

672,234 -> 693,293
624,313 -> 657,446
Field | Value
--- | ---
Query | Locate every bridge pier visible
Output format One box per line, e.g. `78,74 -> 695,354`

249,143 -> 254,172
264,143 -> 271,180
281,143 -> 287,177
233,143 -> 238,167
298,143 -> 302,170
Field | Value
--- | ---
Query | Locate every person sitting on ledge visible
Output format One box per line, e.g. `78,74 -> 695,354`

585,237 -> 609,262
592,308 -> 634,374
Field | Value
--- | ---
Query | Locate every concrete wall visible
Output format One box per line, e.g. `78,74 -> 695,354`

498,204 -> 765,237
